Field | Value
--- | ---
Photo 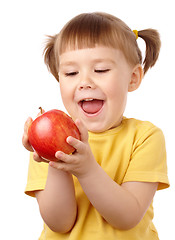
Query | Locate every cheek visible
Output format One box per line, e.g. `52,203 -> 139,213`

60,84 -> 72,107
59,83 -> 78,118
106,80 -> 127,99
106,80 -> 128,110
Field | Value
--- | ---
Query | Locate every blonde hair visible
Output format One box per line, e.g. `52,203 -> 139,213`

44,12 -> 161,81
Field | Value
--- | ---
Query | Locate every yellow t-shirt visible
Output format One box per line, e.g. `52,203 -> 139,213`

25,118 -> 169,240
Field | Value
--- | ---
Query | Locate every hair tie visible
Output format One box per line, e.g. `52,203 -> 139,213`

133,30 -> 138,40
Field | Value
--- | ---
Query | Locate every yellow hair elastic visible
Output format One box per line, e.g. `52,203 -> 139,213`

133,30 -> 138,40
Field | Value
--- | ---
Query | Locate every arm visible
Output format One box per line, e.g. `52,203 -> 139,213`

78,167 -> 158,230
35,165 -> 77,233
50,119 -> 158,230
23,117 -> 77,233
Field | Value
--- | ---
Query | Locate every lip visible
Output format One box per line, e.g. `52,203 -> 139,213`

78,99 -> 105,117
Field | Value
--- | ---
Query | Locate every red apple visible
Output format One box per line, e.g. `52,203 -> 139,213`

28,109 -> 80,161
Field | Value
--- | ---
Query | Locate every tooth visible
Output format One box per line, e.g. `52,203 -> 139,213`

84,99 -> 93,101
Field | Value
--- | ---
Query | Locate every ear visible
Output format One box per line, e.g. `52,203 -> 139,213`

128,64 -> 143,92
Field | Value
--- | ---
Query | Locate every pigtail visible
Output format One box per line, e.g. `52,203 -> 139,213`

43,35 -> 59,81
138,29 -> 161,74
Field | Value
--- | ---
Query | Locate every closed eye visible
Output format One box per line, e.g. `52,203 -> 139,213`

65,71 -> 78,77
94,69 -> 110,73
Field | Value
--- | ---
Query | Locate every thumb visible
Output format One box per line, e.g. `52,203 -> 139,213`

75,119 -> 89,143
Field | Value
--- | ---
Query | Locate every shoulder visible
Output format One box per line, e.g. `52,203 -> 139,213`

122,117 -> 165,150
123,117 -> 164,138
123,118 -> 169,190
123,117 -> 157,130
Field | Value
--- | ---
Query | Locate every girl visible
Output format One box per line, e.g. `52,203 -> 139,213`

23,12 -> 169,239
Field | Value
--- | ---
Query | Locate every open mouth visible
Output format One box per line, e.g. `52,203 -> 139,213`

79,99 -> 104,115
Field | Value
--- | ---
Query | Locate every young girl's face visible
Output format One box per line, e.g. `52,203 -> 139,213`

59,46 -> 134,132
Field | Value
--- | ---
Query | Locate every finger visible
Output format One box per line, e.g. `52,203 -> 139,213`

24,117 -> 33,134
74,119 -> 88,142
66,136 -> 85,154
23,117 -> 34,151
49,160 -> 69,172
55,151 -> 72,163
33,152 -> 49,163
22,133 -> 34,152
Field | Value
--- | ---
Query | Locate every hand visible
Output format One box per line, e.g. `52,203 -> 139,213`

22,117 -> 34,152
49,119 -> 98,178
22,109 -> 49,163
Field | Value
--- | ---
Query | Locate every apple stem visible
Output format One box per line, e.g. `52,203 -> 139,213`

39,107 -> 43,114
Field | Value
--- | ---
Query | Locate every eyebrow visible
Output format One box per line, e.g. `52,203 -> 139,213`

60,61 -> 78,67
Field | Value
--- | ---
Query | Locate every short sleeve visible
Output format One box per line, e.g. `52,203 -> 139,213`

123,125 -> 170,190
25,152 -> 48,197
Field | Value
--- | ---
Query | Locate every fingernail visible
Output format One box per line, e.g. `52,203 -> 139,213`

66,136 -> 71,143
49,161 -> 54,167
55,151 -> 62,158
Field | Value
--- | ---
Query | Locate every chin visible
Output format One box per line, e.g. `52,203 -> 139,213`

84,122 -> 108,133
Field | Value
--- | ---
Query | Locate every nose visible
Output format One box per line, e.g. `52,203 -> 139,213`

78,72 -> 95,90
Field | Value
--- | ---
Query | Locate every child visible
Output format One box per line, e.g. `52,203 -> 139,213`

23,12 -> 169,239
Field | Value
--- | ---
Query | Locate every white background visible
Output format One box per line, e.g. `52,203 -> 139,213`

0,0 -> 174,239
